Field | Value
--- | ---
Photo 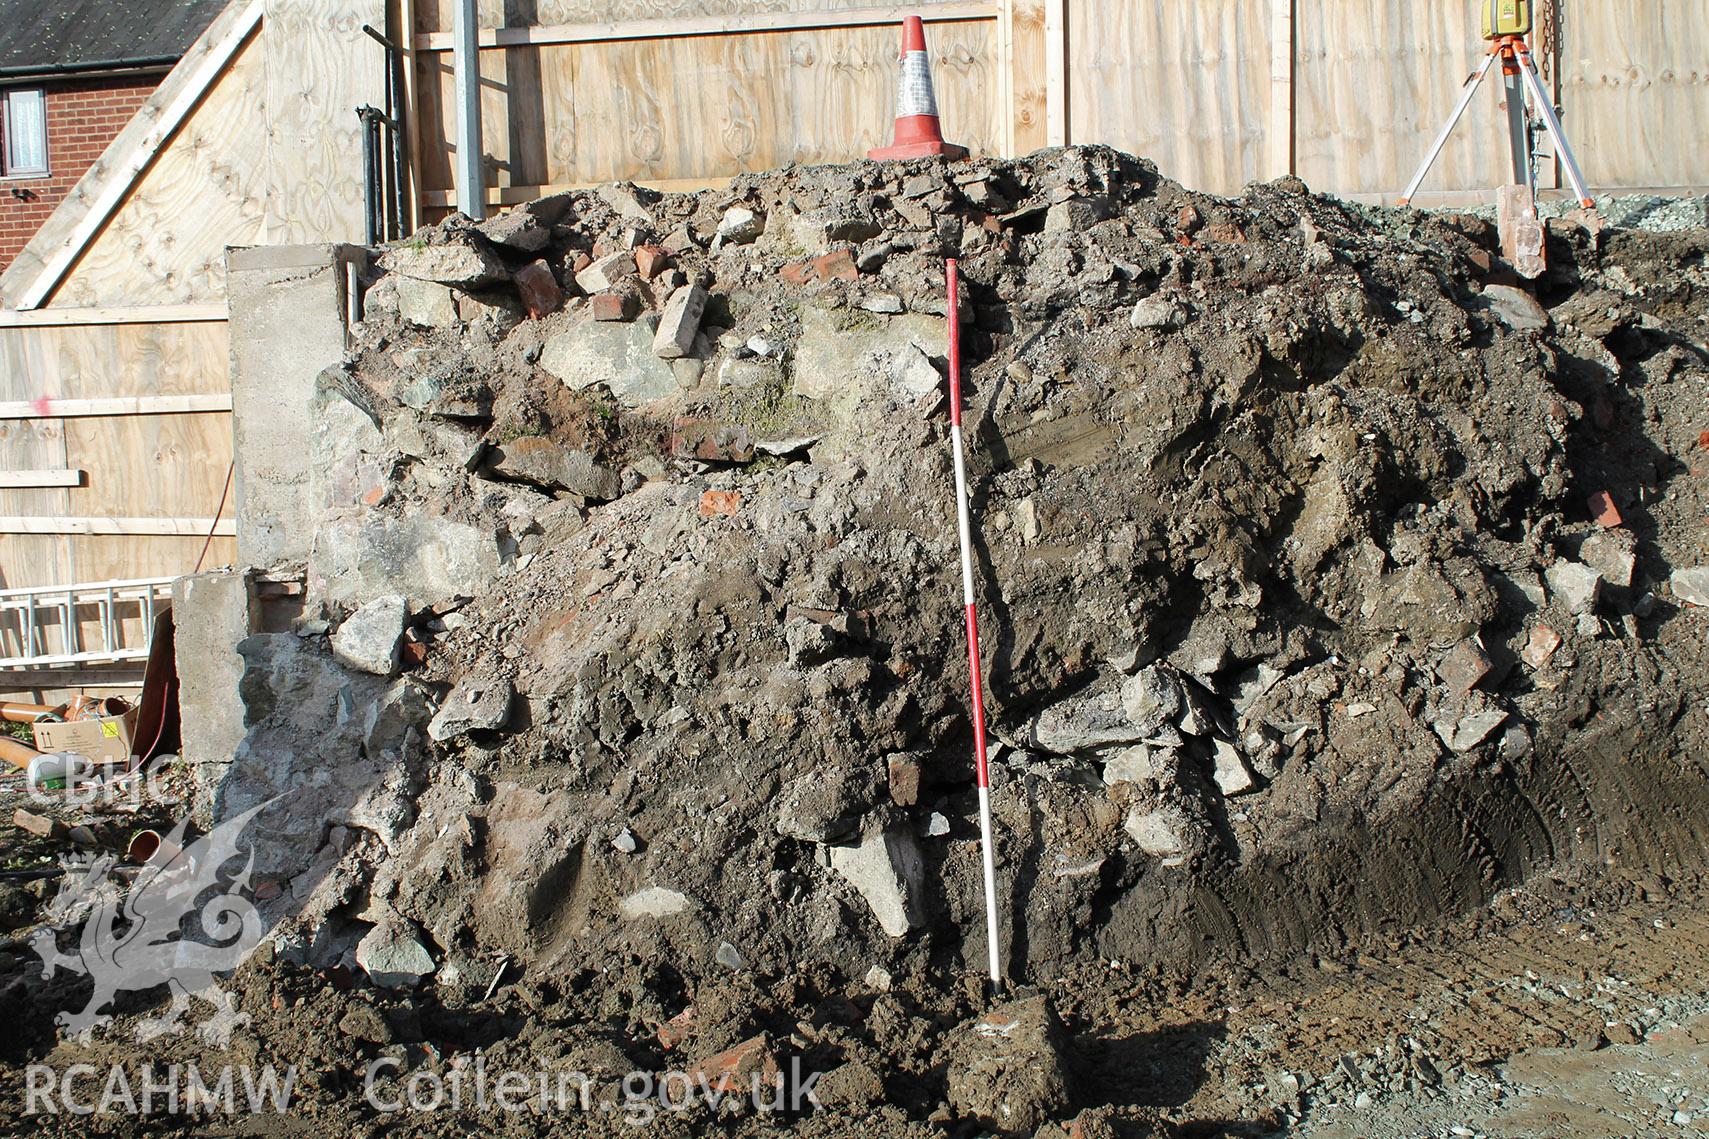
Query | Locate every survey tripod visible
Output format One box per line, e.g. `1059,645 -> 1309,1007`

1399,18 -> 1594,209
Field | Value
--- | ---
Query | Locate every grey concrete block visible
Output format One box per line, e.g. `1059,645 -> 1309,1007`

227,243 -> 368,570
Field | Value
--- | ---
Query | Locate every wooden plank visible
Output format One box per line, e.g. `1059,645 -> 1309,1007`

1269,0 -> 1294,180
0,0 -> 265,310
0,396 -> 233,420
996,0 -> 1014,155
1066,0 -> 1270,194
0,305 -> 226,329
1006,0 -> 1047,155
0,518 -> 236,536
64,412 -> 234,531
420,177 -> 730,208
47,38 -> 272,308
415,1 -> 995,47
1558,0 -> 1709,190
0,322 -> 229,404
400,0 -> 425,231
1044,0 -> 1066,146
0,471 -> 84,489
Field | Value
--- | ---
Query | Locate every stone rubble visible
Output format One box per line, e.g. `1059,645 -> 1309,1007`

181,147 -> 1709,1123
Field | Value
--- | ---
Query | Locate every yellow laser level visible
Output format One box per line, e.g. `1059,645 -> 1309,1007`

1482,0 -> 1533,39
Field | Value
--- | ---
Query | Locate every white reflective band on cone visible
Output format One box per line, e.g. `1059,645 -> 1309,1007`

897,51 -> 939,118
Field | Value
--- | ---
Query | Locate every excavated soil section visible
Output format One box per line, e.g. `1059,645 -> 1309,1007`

2,147 -> 1708,1136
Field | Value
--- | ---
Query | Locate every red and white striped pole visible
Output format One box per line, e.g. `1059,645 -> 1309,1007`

946,258 -> 1002,986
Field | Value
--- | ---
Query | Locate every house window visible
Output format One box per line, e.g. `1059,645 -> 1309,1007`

2,88 -> 49,177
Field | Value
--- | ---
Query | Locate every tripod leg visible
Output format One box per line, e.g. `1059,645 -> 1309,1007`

1502,61 -> 1533,190
1400,52 -> 1501,206
1516,50 -> 1595,208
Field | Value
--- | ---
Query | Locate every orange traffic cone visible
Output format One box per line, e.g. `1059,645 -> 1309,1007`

868,16 -> 967,161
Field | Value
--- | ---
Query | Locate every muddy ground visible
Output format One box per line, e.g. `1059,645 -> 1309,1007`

1,147 -> 1707,1136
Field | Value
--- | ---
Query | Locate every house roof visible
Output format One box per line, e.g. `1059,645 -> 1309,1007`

0,0 -> 228,79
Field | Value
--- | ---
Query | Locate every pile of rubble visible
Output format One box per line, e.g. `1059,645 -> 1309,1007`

236,143 -> 1709,990
18,144 -> 1709,1131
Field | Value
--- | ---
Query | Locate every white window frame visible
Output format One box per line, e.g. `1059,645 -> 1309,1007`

2,87 -> 50,179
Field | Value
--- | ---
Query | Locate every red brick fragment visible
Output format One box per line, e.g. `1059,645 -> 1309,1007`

1587,490 -> 1622,529
635,245 -> 672,280
811,249 -> 860,282
514,259 -> 564,319
590,293 -> 636,322
699,490 -> 743,517
689,1034 -> 778,1095
887,755 -> 921,807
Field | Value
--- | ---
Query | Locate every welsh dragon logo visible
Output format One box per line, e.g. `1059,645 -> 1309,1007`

30,800 -> 276,1045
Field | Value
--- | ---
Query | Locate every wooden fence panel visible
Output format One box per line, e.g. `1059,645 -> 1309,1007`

415,0 -> 968,36
415,15 -> 999,199
1295,0 -> 1515,201
1559,0 -> 1709,191
0,321 -> 235,589
1065,0 -> 1272,194
261,0 -> 390,245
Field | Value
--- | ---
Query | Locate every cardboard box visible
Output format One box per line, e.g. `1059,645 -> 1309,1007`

32,705 -> 139,766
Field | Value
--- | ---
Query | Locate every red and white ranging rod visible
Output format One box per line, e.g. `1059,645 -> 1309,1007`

945,258 -> 1003,986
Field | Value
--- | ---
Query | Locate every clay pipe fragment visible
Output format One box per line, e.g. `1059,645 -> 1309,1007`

0,735 -> 42,771
0,701 -> 57,724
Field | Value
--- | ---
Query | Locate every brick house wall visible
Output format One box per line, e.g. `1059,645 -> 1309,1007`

0,74 -> 159,274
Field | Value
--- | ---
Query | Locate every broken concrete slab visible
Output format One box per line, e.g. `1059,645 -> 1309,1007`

330,594 -> 407,676
1672,567 -> 1709,607
883,342 -> 942,399
309,513 -> 511,610
1124,807 -> 1186,857
486,436 -> 621,500
539,314 -> 683,407
791,306 -> 949,408
356,920 -> 436,988
1130,293 -> 1187,330
653,284 -> 708,360
573,250 -> 636,294
1435,708 -> 1509,752
618,886 -> 693,920
828,826 -> 925,938
478,209 -> 551,253
1580,529 -> 1637,588
1031,683 -> 1145,753
379,237 -> 507,288
1120,666 -> 1184,738
1210,738 -> 1256,796
792,208 -> 881,251
427,674 -> 514,741
717,206 -> 763,244
394,278 -> 460,329
1101,745 -> 1160,785
1546,560 -> 1604,614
